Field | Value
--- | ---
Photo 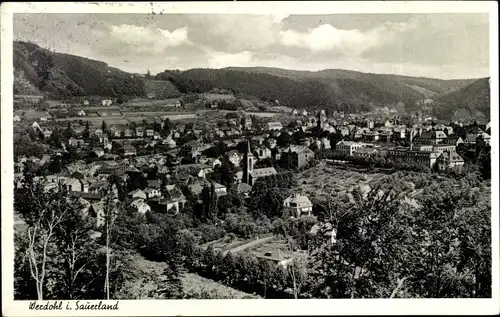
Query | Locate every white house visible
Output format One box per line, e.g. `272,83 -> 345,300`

101,99 -> 113,106
144,187 -> 162,199
226,150 -> 243,167
77,109 -> 86,116
130,199 -> 151,214
129,189 -> 147,200
266,122 -> 283,131
213,182 -> 227,197
284,193 -> 313,218
13,115 -> 21,122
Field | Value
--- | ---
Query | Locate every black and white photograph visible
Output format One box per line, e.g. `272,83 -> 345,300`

1,1 -> 498,316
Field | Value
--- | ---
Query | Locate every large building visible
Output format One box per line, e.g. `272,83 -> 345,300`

387,149 -> 441,168
437,151 -> 465,171
280,145 -> 315,169
336,140 -> 366,156
415,130 -> 448,145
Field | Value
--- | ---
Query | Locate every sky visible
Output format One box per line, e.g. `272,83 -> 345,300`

13,13 -> 489,79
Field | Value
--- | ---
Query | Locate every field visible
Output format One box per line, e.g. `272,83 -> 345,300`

14,109 -> 48,119
125,98 -> 181,107
201,93 -> 236,102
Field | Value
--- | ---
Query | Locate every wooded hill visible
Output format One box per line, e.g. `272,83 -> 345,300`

14,41 -> 489,119
14,41 -> 146,99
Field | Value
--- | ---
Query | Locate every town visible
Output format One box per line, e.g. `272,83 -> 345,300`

13,91 -> 492,300
11,11 -> 492,303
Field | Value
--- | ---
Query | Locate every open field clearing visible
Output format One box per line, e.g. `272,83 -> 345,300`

126,98 -> 180,107
201,93 -> 236,101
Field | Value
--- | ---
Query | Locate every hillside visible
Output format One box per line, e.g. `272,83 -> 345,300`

157,67 -> 482,113
143,79 -> 182,99
433,78 -> 490,120
225,67 -> 477,97
13,41 -> 146,98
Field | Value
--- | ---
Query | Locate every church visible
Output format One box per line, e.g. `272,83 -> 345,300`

241,140 -> 278,186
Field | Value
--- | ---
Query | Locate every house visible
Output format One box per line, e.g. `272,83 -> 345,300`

88,202 -> 106,228
437,151 -> 465,171
242,117 -> 252,129
147,179 -> 162,189
284,193 -> 313,218
256,146 -> 272,160
123,145 -> 137,156
144,187 -> 162,199
68,138 -> 84,147
135,128 -> 144,137
130,198 -> 151,214
181,140 -> 205,158
158,185 -> 187,213
124,129 -> 133,137
292,109 -> 299,116
362,130 -> 380,142
206,158 -> 222,169
92,148 -> 105,157
146,129 -> 154,137
226,150 -> 243,167
213,182 -> 227,197
338,126 -> 350,137
163,135 -> 177,148
101,99 -> 113,106
13,115 -> 21,122
129,189 -> 147,200
266,121 -> 283,131
280,145 -> 315,169
393,127 -> 406,140
445,136 -> 465,147
77,109 -> 86,116
336,140 -> 366,156
230,182 -> 252,196
464,131 -> 491,145
416,130 -> 448,145
94,128 -> 103,138
42,129 -> 53,139
83,100 -> 90,106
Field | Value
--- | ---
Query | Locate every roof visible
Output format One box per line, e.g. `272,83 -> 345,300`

250,167 -> 277,178
284,194 -> 313,207
439,151 -> 464,163
230,182 -> 252,193
421,130 -> 448,139
147,179 -> 162,189
212,182 -> 226,189
69,191 -> 102,200
283,145 -> 312,154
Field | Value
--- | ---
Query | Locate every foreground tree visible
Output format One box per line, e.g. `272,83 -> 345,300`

307,183 -> 491,298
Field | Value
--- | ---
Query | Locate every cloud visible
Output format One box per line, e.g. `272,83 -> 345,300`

206,50 -> 254,69
279,22 -> 415,56
108,24 -> 190,54
186,15 -> 281,53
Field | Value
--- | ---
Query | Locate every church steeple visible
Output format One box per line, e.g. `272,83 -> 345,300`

243,139 -> 254,185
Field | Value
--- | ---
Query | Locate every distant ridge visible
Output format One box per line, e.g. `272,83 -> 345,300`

13,41 -> 489,119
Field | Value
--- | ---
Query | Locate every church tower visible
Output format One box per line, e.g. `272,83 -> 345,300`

243,139 -> 255,184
